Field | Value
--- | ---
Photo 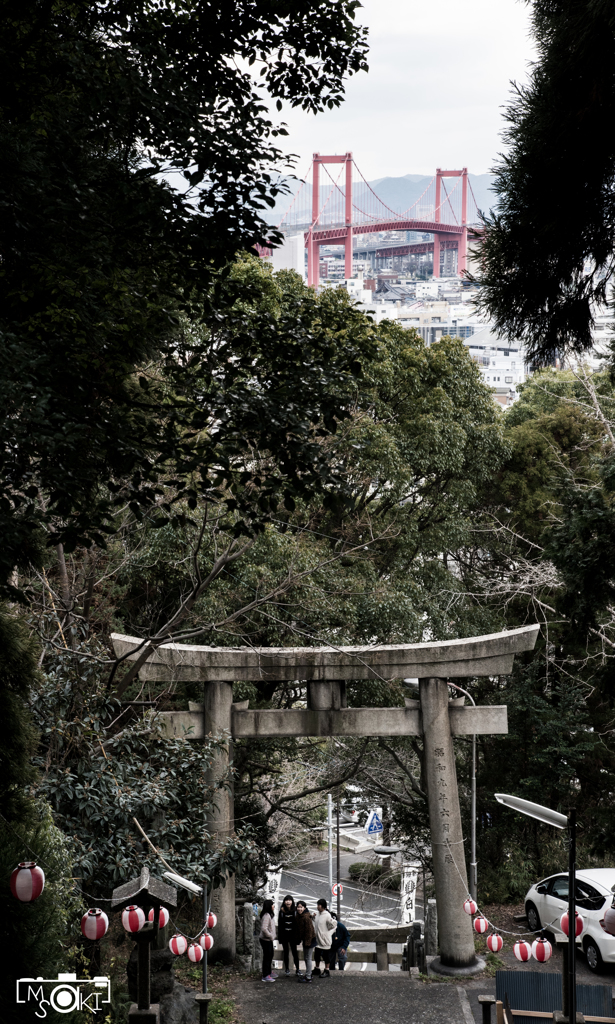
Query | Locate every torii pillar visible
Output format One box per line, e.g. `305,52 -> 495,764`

202,681 -> 235,963
420,677 -> 474,970
112,625 -> 539,972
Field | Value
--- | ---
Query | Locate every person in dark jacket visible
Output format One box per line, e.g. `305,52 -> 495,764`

330,912 -> 351,970
295,900 -> 316,982
277,894 -> 301,976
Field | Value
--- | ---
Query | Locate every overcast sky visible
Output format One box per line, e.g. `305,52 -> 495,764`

272,0 -> 537,181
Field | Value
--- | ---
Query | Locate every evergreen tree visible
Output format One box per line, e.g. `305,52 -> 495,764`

0,610 -> 82,1023
476,1 -> 615,364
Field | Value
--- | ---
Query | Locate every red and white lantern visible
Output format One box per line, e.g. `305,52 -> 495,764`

486,933 -> 503,953
532,937 -> 553,963
81,908 -> 109,940
148,907 -> 170,928
560,910 -> 584,938
169,934 -> 188,956
10,861 -> 45,902
602,901 -> 615,935
474,915 -> 489,934
463,898 -> 478,916
200,933 -> 214,951
122,905 -> 145,933
513,940 -> 532,962
188,943 -> 204,963
207,912 -> 217,929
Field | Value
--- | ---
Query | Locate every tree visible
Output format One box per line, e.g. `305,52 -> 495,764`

447,368 -> 615,898
475,1 -> 615,364
0,610 -> 83,1023
0,0 -> 368,589
19,297 -> 510,886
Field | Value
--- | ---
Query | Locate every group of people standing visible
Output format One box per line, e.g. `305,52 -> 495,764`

259,895 -> 351,983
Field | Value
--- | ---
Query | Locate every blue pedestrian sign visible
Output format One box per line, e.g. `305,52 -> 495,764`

365,811 -> 383,835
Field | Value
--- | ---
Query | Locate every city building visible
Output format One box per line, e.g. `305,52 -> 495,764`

342,277 -> 526,407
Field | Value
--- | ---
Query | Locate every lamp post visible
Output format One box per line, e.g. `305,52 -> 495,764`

495,794 -> 578,1024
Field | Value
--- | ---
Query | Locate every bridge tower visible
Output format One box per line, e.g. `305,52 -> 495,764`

307,152 -> 353,288
434,168 -> 468,278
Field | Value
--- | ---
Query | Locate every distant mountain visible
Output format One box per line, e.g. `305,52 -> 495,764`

361,173 -> 496,219
264,171 -> 496,225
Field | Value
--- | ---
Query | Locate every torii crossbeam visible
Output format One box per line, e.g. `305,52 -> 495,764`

112,624 -> 539,973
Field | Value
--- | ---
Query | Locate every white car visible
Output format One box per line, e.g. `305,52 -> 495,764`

524,869 -> 615,973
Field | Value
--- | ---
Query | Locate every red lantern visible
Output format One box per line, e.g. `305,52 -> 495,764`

207,911 -> 217,929
514,940 -> 532,962
474,915 -> 488,934
188,943 -> 204,963
560,910 -> 584,938
169,934 -> 188,956
200,933 -> 214,951
81,908 -> 109,940
532,937 -> 553,963
463,898 -> 478,916
10,861 -> 45,902
486,933 -> 503,953
122,905 -> 145,933
148,907 -> 170,928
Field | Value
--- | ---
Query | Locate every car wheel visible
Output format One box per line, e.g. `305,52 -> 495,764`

585,938 -> 604,974
526,902 -> 541,932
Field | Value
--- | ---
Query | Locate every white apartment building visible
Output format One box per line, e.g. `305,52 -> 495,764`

345,281 -> 526,407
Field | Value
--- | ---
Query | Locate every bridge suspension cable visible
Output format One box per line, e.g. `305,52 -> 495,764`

264,152 -> 482,284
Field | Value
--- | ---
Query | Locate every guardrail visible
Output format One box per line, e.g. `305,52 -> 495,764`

274,924 -> 421,973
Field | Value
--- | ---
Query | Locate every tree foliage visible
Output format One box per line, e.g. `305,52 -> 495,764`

452,368 -> 615,897
476,0 -> 615,364
30,645 -> 255,892
15,280 -> 510,899
0,0 -> 368,589
0,612 -> 84,1022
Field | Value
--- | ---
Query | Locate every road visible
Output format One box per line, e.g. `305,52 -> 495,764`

279,841 -> 421,972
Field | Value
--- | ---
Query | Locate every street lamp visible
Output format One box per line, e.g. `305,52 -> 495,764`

163,870 -> 212,1024
495,794 -> 577,1024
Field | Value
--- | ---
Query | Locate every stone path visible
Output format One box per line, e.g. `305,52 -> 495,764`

231,961 -> 615,1024
231,973 -> 476,1024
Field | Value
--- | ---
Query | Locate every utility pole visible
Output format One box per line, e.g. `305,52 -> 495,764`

327,794 -> 333,897
336,794 -> 341,919
470,732 -> 477,900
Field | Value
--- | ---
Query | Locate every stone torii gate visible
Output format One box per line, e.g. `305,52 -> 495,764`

112,624 -> 538,974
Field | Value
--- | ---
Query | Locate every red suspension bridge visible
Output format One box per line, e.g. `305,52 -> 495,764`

268,152 -> 483,286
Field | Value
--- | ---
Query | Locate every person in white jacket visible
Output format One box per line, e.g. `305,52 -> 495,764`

313,899 -> 336,978
259,899 -> 277,981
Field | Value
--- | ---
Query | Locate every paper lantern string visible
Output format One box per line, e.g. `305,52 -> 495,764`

444,840 -> 561,937
0,810 -> 203,909
168,890 -> 216,943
